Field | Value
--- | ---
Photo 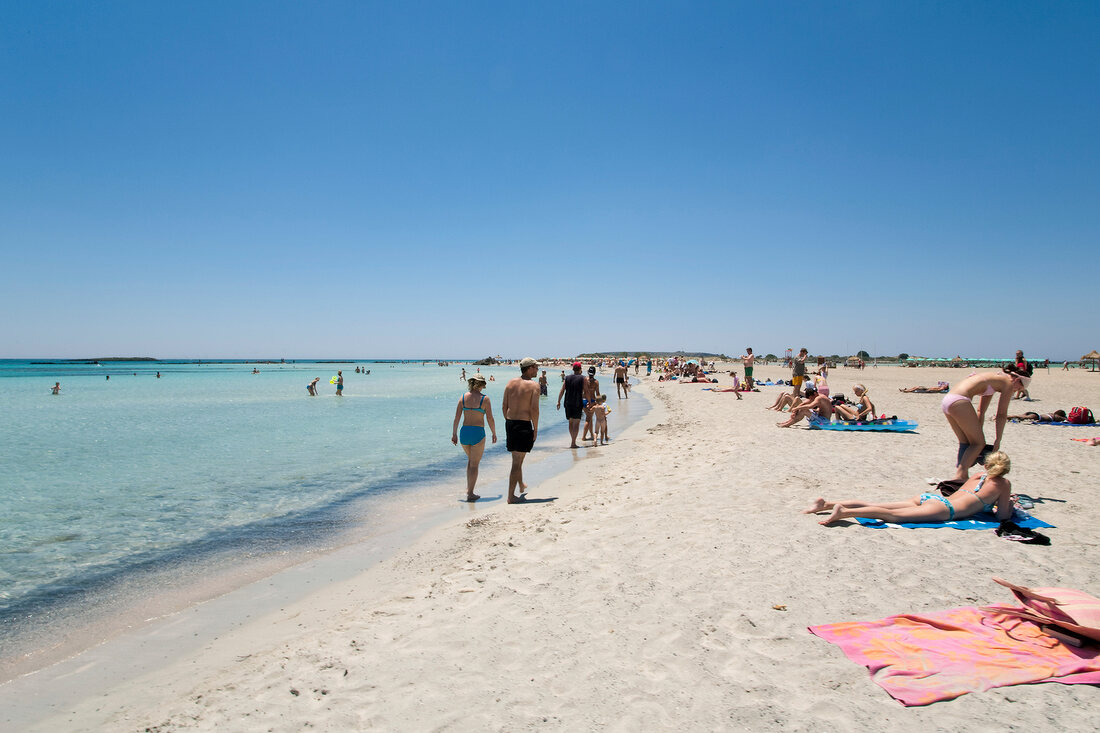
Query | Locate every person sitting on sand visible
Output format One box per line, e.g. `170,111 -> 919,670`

833,384 -> 875,421
805,451 -> 1014,525
899,382 -> 949,393
777,386 -> 834,427
767,389 -> 803,412
451,374 -> 498,502
1005,409 -> 1067,423
942,369 -> 1027,481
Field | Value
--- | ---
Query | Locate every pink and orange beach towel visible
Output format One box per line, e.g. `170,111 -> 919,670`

809,580 -> 1100,706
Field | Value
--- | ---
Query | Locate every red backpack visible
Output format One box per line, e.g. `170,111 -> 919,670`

1067,407 -> 1094,424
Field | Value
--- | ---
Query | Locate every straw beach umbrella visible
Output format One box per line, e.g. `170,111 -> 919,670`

1083,350 -> 1100,372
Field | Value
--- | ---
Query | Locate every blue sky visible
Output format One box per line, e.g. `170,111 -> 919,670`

2,2 -> 1096,360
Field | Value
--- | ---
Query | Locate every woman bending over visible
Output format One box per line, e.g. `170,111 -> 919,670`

805,451 -> 1014,525
941,369 -> 1026,481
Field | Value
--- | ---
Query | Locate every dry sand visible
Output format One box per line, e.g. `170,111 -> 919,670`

13,365 -> 1100,730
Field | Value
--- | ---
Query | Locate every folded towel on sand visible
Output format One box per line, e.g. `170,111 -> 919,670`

854,509 -> 1053,530
809,604 -> 1100,706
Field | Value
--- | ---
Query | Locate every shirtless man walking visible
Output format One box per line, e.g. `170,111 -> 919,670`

613,361 -> 629,399
741,348 -> 755,389
502,357 -> 541,503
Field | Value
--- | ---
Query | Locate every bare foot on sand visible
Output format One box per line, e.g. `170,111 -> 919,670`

802,498 -> 827,514
819,505 -> 846,525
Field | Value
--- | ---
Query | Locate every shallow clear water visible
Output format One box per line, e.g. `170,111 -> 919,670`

1,359 -> 622,632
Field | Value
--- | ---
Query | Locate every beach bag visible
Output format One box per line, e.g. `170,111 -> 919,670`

1067,407 -> 1093,424
993,578 -> 1100,643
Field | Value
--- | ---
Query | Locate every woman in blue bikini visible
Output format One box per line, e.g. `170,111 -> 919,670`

804,451 -> 1014,526
451,374 -> 497,502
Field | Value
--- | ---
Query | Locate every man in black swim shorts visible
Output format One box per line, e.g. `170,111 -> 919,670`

502,357 -> 541,503
557,361 -> 586,448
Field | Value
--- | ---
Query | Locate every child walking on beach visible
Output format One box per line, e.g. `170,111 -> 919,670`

593,395 -> 610,445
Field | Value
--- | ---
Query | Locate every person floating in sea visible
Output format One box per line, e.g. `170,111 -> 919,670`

805,451 -> 1014,526
558,361 -> 586,448
50,382 -> 60,395
502,358 -> 540,503
451,374 -> 497,502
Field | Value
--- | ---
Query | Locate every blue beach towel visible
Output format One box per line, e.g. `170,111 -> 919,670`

854,509 -> 1054,531
808,417 -> 918,432
1025,421 -> 1100,428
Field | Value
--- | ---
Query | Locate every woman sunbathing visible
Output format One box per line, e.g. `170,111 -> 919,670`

833,384 -> 875,421
1004,409 -> 1067,423
805,451 -> 1014,525
899,382 -> 949,393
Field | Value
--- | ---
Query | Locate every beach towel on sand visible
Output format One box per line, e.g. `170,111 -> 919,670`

809,604 -> 1100,706
854,509 -> 1053,531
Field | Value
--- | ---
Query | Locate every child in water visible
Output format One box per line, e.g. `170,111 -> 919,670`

592,394 -> 611,445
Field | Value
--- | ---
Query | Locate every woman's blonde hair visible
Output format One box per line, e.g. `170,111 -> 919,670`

468,376 -> 487,390
853,383 -> 868,396
984,451 -> 1011,478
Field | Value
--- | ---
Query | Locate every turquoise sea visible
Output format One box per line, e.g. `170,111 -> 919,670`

0,359 -> 647,672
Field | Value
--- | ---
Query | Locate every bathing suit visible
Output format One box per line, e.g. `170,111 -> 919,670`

918,492 -> 955,520
744,366 -> 753,378
459,394 -> 487,445
505,419 -> 534,452
957,473 -> 996,513
792,376 -> 804,387
459,425 -> 486,446
941,393 -> 970,415
539,383 -> 547,396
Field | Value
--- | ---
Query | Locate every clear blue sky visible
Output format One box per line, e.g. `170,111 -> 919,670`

2,2 -> 1096,360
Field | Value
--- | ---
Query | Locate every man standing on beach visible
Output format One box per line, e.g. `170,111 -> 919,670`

791,348 -> 808,395
741,348 -> 755,389
502,357 -> 540,503
557,361 -> 586,448
613,361 -> 629,399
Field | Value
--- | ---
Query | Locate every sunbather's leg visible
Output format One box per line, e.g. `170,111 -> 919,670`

804,498 -> 914,513
820,498 -> 949,525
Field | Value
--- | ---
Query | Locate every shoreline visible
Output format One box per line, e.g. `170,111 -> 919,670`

7,367 -> 1100,730
0,383 -> 653,728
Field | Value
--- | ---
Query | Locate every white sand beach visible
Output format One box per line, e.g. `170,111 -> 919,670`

9,365 -> 1100,731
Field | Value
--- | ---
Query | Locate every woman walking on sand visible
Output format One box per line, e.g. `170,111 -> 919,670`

941,370 -> 1027,481
451,374 -> 497,502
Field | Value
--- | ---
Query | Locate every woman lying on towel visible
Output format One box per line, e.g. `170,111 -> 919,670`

805,451 -> 1014,526
833,384 -> 875,420
899,382 -> 949,393
1004,409 -> 1067,423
